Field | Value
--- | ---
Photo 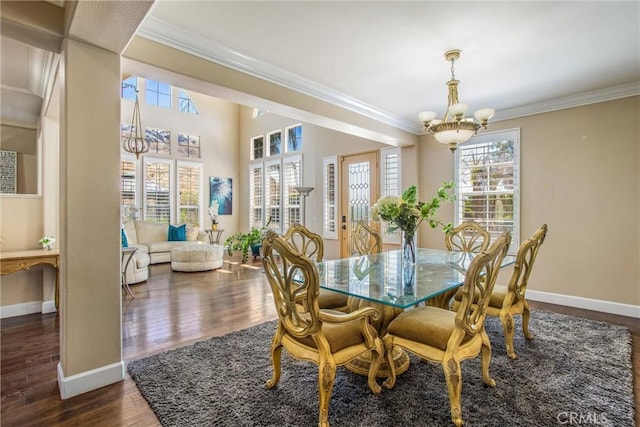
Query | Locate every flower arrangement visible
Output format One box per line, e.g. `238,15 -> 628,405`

208,200 -> 219,225
371,181 -> 456,236
38,235 -> 56,250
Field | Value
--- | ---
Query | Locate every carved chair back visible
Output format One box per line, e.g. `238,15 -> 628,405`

455,231 -> 511,335
282,223 -> 324,262
445,220 -> 491,253
508,224 -> 548,299
352,221 -> 382,256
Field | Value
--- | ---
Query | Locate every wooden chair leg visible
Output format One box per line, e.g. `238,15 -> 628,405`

317,359 -> 336,427
443,357 -> 464,427
500,311 -> 517,359
367,338 -> 383,394
265,336 -> 283,389
480,330 -> 496,387
522,300 -> 534,340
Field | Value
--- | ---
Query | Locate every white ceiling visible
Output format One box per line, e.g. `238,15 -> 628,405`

2,1 -> 639,134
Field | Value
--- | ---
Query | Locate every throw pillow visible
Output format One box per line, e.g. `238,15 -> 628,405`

168,224 -> 187,241
186,226 -> 200,241
121,229 -> 129,248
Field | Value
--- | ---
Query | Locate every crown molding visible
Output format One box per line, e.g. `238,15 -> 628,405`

494,82 -> 640,123
137,16 -> 420,133
138,17 -> 639,136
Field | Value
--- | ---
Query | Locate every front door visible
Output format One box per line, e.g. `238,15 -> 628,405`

339,151 -> 379,258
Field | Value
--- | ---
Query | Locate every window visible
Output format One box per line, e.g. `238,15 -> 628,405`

380,147 -> 402,243
249,163 -> 264,228
178,133 -> 200,158
120,156 -> 138,208
252,136 -> 264,160
323,156 -> 338,239
143,158 -> 173,224
283,155 -> 302,229
145,79 -> 171,109
267,131 -> 281,156
265,160 -> 281,231
121,76 -> 138,101
146,127 -> 171,155
177,161 -> 202,226
454,129 -> 520,253
177,89 -> 198,114
285,124 -> 302,152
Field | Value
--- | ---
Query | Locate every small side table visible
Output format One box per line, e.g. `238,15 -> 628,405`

205,228 -> 225,245
121,247 -> 138,299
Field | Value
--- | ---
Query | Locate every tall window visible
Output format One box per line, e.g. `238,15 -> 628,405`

380,147 -> 401,243
120,156 -> 137,207
178,133 -> 200,158
286,124 -> 302,152
143,158 -> 173,224
121,76 -> 137,101
177,89 -> 198,114
145,79 -> 171,109
283,155 -> 302,228
265,160 -> 281,230
249,164 -> 264,228
177,161 -> 202,226
454,129 -> 520,253
146,127 -> 171,155
323,156 -> 338,239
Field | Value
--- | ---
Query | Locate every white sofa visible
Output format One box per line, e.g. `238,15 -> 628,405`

123,220 -> 209,264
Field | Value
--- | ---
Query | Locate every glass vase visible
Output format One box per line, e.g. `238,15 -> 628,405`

402,231 -> 416,265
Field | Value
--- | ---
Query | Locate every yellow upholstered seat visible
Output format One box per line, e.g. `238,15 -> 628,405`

262,230 -> 383,427
451,224 -> 548,359
383,232 -> 511,427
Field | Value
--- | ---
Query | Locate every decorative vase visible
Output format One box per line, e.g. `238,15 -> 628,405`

42,244 -> 52,251
402,231 -> 416,265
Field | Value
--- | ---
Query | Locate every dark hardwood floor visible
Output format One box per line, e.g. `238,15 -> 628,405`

2,257 -> 638,426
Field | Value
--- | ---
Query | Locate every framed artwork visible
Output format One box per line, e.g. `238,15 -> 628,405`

0,150 -> 17,194
209,176 -> 233,215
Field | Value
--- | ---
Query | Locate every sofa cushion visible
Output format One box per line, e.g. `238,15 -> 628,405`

134,220 -> 169,243
168,224 -> 187,241
123,221 -> 138,244
186,226 -> 200,241
147,240 -> 196,254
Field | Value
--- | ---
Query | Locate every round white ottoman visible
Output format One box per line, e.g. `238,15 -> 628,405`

170,244 -> 224,272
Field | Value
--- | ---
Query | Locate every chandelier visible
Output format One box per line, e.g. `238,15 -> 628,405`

418,49 -> 494,152
122,89 -> 149,159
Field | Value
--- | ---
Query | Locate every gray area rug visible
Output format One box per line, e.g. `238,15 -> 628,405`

128,310 -> 634,426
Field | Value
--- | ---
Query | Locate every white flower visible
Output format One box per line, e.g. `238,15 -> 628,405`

208,201 -> 219,224
39,235 -> 56,246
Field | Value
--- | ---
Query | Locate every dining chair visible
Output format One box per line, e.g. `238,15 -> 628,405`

283,223 -> 349,311
352,221 -> 382,256
451,224 -> 548,359
445,220 -> 491,252
382,231 -> 511,427
262,230 -> 383,427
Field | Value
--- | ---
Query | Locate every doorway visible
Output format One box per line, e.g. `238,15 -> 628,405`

339,151 -> 379,258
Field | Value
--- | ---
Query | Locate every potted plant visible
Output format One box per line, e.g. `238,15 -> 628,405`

224,218 -> 271,263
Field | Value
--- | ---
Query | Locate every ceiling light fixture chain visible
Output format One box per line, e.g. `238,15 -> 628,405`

122,87 -> 150,159
419,49 -> 494,152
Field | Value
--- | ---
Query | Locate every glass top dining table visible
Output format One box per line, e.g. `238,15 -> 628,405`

316,248 -> 516,309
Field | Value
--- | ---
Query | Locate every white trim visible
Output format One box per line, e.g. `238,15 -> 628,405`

0,301 -> 41,318
41,300 -> 57,314
527,290 -> 640,319
57,361 -> 125,400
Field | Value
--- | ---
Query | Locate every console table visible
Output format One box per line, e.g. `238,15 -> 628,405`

1,249 -> 60,311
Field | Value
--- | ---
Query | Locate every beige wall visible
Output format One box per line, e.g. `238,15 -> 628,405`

418,96 -> 640,306
0,123 -> 39,194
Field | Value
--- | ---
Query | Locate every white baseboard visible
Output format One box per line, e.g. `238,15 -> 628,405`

0,301 -> 42,319
41,300 -> 57,314
527,290 -> 640,318
57,360 -> 125,399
